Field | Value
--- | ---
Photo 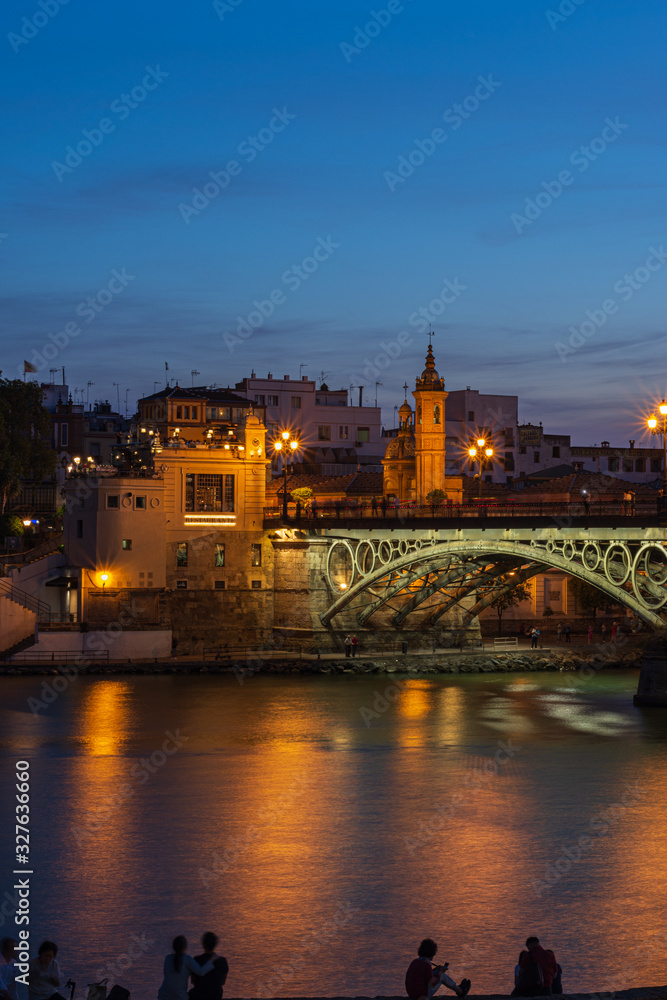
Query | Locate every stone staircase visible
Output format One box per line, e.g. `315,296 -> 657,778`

0,632 -> 36,661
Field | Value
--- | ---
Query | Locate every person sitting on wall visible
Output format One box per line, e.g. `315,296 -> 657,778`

511,936 -> 560,997
405,938 -> 471,1000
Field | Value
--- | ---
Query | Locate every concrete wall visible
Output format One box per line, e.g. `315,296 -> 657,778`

0,596 -> 36,653
13,629 -> 172,660
9,552 -> 69,618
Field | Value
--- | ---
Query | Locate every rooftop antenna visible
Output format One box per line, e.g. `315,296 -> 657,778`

86,381 -> 94,406
299,364 -> 308,379
165,361 -> 169,386
375,381 -> 382,407
113,383 -> 120,412
319,370 -> 331,387
49,368 -> 58,384
153,381 -> 160,393
191,369 -> 200,386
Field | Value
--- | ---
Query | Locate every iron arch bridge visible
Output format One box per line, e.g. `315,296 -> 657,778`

318,526 -> 667,628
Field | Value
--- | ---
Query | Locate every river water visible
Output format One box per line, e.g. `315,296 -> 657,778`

0,670 -> 665,998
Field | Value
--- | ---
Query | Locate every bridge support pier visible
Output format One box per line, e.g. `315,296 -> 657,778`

634,634 -> 667,706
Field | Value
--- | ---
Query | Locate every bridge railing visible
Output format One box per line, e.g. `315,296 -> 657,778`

264,498 -> 662,522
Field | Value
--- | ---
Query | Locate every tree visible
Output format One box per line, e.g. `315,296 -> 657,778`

485,574 -> 532,635
568,576 -> 619,620
290,487 -> 313,507
0,514 -> 24,537
0,378 -> 55,513
425,489 -> 446,508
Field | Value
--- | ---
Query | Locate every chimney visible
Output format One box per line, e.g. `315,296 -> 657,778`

267,373 -> 273,380
358,386 -> 363,407
284,375 -> 290,380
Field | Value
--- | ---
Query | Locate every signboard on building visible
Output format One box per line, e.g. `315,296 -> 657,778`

519,426 -> 542,447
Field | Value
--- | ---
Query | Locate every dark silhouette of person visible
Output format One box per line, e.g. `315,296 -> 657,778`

189,932 -> 229,1000
381,496 -> 388,516
371,496 -> 379,517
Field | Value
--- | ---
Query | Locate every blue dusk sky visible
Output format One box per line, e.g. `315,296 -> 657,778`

2,0 -> 666,443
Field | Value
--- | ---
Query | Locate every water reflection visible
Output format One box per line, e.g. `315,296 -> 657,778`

0,670 -> 664,997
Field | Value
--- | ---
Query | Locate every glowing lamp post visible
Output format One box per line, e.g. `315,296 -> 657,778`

647,400 -> 667,490
273,430 -> 299,520
101,573 -> 109,592
468,438 -> 494,499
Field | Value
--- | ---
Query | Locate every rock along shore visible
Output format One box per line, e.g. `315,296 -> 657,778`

0,645 -> 642,677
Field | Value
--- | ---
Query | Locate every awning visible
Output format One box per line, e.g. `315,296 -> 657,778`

45,576 -> 77,589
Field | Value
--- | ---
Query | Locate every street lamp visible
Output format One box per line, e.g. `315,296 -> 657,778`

647,400 -> 667,490
273,430 -> 299,519
468,438 -> 494,499
101,573 -> 109,591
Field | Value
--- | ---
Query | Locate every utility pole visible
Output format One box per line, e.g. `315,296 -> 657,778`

113,383 -> 120,413
375,381 -> 382,407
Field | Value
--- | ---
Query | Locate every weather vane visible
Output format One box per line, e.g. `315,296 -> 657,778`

427,327 -> 435,347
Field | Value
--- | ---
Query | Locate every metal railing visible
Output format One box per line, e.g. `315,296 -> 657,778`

0,579 -> 51,621
264,498 -> 662,522
9,649 -> 109,664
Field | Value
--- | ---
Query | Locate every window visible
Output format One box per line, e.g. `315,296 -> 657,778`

357,427 -> 370,442
534,452 -> 540,463
417,407 -> 422,425
291,396 -> 301,408
608,457 -> 619,472
552,446 -> 560,458
550,590 -> 561,601
251,580 -> 262,589
221,406 -> 231,420
623,459 -> 633,473
90,443 -> 100,457
651,458 -> 661,473
107,495 -> 120,509
185,473 -> 235,512
318,426 -> 331,441
183,406 -> 190,419
176,580 -> 188,589
267,395 -> 279,406
635,458 -> 645,472
122,539 -> 132,550
214,580 -> 226,590
339,426 -> 348,440
76,519 -> 83,538
214,543 -> 225,567
467,410 -> 475,422
254,394 -> 266,405
504,427 -> 515,445
135,496 -> 146,509
434,405 -> 441,425
519,446 -> 526,455
61,424 -> 68,446
504,453 -> 515,471
176,406 -> 182,419
251,544 -> 262,567
176,542 -> 188,567
191,407 -> 198,420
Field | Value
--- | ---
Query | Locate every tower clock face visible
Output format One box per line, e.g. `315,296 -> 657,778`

252,437 -> 260,447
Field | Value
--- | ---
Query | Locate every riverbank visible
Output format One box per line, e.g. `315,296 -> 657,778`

0,643 -> 642,675
225,991 -> 667,1000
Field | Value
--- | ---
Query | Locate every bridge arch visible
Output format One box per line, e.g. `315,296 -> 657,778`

319,536 -> 667,628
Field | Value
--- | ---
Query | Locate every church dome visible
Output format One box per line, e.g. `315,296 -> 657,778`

384,433 -> 415,460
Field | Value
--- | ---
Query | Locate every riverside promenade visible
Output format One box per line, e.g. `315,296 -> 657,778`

226,991 -> 667,1000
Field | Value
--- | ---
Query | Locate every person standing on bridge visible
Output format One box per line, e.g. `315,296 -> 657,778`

371,496 -> 379,517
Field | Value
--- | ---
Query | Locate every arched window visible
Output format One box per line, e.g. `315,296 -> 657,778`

434,405 -> 441,425
417,405 -> 422,425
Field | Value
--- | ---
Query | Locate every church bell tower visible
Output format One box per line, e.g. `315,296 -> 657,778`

412,341 -> 447,502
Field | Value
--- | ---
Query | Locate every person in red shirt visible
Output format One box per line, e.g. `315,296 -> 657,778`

405,938 -> 471,1000
512,936 -> 559,996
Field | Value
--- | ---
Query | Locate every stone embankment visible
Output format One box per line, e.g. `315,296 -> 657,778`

239,992 -> 667,1000
0,645 -> 642,677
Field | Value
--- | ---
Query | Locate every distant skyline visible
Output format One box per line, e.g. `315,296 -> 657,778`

2,0 -> 666,446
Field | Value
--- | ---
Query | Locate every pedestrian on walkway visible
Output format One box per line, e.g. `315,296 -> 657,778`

601,622 -> 607,642
564,624 -> 571,643
557,623 -> 563,642
371,496 -> 379,517
587,624 -> 593,644
351,634 -> 359,657
344,634 -> 352,657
